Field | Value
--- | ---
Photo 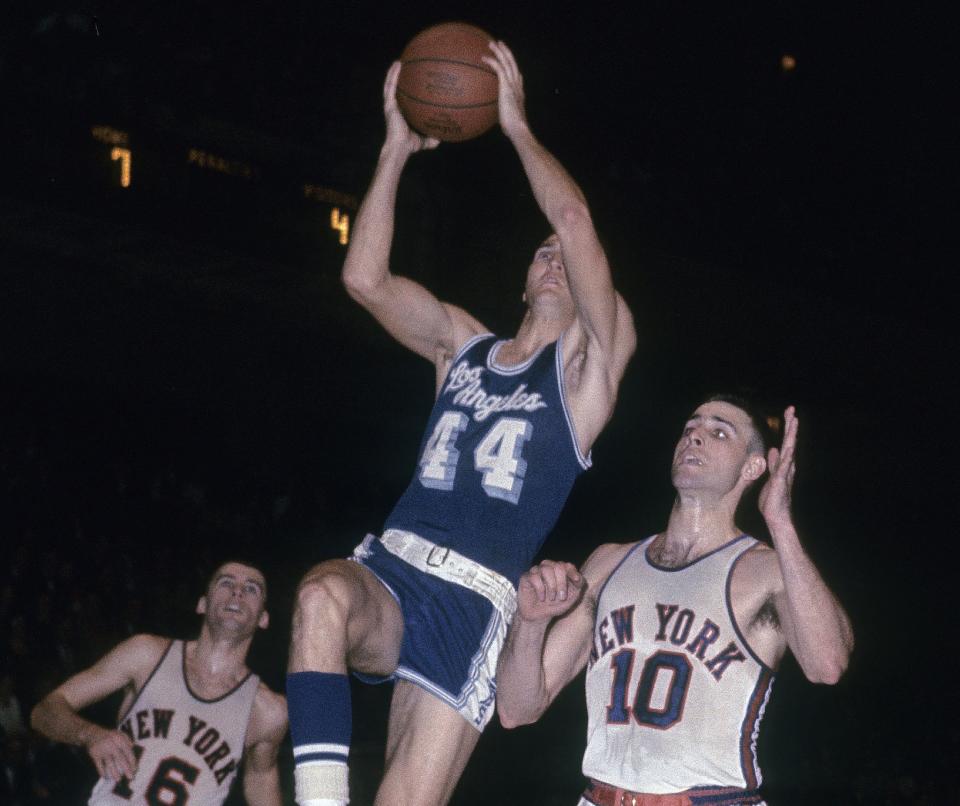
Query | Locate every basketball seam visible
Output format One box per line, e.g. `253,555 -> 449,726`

396,88 -> 497,111
400,57 -> 497,77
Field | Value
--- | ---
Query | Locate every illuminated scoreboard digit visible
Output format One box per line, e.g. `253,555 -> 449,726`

89,123 -> 358,246
305,184 -> 357,246
110,147 -> 132,188
330,208 -> 349,245
92,125 -> 132,188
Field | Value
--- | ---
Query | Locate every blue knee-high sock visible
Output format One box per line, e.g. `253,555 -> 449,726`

287,672 -> 351,801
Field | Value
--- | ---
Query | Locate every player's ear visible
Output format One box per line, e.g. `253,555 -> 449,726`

196,595 -> 208,616
258,609 -> 270,630
742,453 -> 767,482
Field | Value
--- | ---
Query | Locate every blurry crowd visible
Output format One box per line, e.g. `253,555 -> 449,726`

0,396 -> 304,803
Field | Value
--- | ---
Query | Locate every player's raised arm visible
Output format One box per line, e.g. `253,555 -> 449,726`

342,61 -> 487,367
483,42 -> 636,397
759,407 -> 854,682
30,634 -> 166,782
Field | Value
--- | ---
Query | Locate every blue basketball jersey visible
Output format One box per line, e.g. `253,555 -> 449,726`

384,333 -> 590,584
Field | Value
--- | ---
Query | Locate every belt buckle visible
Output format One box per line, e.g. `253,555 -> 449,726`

426,545 -> 449,567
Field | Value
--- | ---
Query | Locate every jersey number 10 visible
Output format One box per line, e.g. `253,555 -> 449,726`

606,649 -> 693,729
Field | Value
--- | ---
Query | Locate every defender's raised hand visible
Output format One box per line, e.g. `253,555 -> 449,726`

759,405 -> 799,530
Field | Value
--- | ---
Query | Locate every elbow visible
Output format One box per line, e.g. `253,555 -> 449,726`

341,267 -> 391,311
620,306 -> 638,358
29,704 -> 41,732
803,650 -> 852,686
496,701 -> 539,730
808,666 -> 845,686
341,265 -> 373,303
29,700 -> 50,734
553,201 -> 593,238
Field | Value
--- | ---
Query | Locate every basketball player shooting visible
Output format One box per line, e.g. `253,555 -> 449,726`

286,40 -> 636,806
30,561 -> 288,805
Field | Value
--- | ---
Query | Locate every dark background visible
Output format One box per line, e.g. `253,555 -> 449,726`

0,1 -> 945,803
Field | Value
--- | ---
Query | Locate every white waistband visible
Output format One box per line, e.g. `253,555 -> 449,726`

378,529 -> 517,622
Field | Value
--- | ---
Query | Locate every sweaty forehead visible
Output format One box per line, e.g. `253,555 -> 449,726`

690,401 -> 751,429
212,563 -> 265,590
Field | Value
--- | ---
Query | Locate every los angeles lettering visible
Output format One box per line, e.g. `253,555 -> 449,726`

590,602 -> 746,681
444,361 -> 548,422
118,710 -> 239,784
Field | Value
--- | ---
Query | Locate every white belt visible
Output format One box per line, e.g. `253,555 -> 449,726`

379,529 -> 517,622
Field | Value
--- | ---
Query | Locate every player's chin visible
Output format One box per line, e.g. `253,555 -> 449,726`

671,466 -> 702,487
215,613 -> 252,631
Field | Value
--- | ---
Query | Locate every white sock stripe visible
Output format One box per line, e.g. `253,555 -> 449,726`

294,742 -> 349,757
296,758 -> 348,768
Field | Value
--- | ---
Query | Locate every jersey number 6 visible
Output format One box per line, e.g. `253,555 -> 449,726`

113,756 -> 200,805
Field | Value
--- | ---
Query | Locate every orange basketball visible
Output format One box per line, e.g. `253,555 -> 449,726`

396,22 -> 499,143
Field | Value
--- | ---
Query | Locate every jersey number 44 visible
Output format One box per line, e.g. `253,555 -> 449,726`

419,412 -> 533,505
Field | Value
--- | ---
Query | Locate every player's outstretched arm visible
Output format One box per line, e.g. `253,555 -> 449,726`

242,686 -> 288,806
30,634 -> 167,782
497,546 -> 628,727
484,42 -> 636,394
760,407 -> 854,683
342,61 -> 487,367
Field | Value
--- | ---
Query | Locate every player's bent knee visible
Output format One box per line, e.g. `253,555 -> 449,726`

294,561 -> 361,631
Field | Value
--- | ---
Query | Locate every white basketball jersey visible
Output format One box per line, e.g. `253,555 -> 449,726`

582,536 -> 774,793
89,640 -> 259,805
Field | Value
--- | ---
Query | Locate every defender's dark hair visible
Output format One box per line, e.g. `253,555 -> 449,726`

701,392 -> 777,456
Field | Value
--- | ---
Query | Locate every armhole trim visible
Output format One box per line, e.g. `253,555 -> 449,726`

555,333 -> 591,470
117,638 -> 175,724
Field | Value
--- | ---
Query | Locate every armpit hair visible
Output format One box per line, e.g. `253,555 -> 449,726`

752,595 -> 781,631
585,589 -> 599,621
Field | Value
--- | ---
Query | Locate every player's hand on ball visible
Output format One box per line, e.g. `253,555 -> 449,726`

383,62 -> 440,153
85,726 -> 138,782
517,560 -> 585,621
483,41 -> 528,137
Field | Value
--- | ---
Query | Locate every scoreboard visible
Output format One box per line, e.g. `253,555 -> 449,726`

86,122 -> 357,249
0,108 -> 363,273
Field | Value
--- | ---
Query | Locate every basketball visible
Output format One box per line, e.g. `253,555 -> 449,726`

397,22 -> 499,142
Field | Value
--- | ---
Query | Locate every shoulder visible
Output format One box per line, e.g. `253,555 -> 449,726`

112,634 -> 171,672
246,682 -> 288,748
55,634 -> 170,700
438,306 -> 489,359
434,314 -> 491,381
733,542 -> 784,596
582,542 -> 639,596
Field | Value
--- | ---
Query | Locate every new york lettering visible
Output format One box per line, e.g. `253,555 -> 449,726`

117,709 -> 240,785
590,602 -> 746,681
